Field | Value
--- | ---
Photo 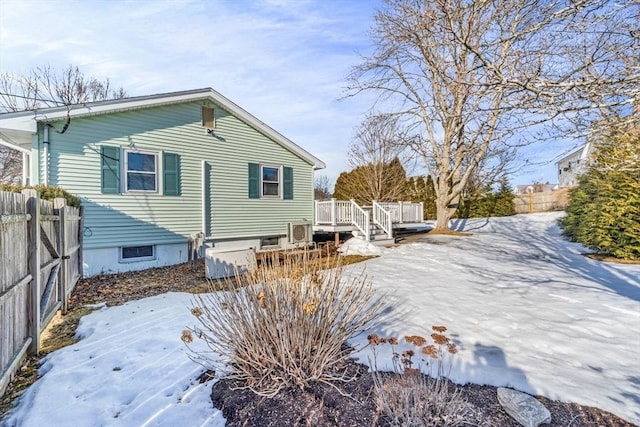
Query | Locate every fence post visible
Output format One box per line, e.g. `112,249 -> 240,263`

54,198 -> 68,314
22,189 -> 41,354
78,206 -> 84,279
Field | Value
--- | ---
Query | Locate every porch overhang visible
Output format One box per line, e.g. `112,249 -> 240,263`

0,129 -> 33,154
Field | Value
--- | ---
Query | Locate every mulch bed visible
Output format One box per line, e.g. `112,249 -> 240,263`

211,357 -> 634,427
2,257 -> 636,426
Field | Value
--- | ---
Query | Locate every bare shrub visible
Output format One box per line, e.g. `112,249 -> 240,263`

369,327 -> 472,426
184,253 -> 382,397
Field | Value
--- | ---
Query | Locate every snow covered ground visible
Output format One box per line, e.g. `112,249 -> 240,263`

2,212 -> 639,426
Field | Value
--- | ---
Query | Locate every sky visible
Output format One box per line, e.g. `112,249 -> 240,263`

0,0 -> 576,188
3,212 -> 639,426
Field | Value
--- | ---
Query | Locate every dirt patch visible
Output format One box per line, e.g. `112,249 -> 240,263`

583,253 -> 640,265
211,358 -> 634,427
427,229 -> 472,237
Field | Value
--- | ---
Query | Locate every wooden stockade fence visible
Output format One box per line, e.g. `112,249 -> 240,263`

513,188 -> 571,214
0,189 -> 83,396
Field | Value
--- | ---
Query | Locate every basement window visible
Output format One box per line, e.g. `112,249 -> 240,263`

260,236 -> 280,249
121,245 -> 155,262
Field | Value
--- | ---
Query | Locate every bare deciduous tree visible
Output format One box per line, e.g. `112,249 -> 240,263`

347,0 -> 639,230
314,174 -> 333,200
0,147 -> 22,184
0,64 -> 126,112
336,113 -> 412,204
0,65 -> 127,183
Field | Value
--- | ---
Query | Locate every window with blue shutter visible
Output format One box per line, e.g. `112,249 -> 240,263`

283,166 -> 293,200
248,163 -> 259,199
163,152 -> 180,196
101,146 -> 120,193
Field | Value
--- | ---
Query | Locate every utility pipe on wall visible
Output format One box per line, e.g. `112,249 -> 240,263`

43,125 -> 50,186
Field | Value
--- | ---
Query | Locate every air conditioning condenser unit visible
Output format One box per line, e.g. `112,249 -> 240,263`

289,222 -> 312,244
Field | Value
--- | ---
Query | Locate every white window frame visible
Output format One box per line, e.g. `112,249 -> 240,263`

260,164 -> 281,198
120,245 -> 156,262
123,148 -> 161,194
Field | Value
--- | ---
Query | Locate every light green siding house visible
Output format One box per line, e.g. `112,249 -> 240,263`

0,88 -> 325,276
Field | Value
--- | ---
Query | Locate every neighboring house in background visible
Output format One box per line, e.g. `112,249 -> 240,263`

0,88 -> 325,276
556,143 -> 592,187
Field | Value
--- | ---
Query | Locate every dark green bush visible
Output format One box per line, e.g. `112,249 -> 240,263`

0,183 -> 81,207
457,177 -> 516,219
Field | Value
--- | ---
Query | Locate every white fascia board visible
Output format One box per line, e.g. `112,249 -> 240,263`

0,87 -> 326,170
207,88 -> 326,170
0,114 -> 38,133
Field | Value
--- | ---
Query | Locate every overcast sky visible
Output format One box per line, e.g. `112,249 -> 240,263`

0,0 -> 569,188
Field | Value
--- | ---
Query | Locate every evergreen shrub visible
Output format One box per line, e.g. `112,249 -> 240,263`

562,124 -> 640,260
0,183 -> 81,207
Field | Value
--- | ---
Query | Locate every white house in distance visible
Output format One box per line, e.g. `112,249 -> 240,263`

0,88 -> 325,276
556,142 -> 592,187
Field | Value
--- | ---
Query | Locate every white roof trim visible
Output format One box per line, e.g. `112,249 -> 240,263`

0,133 -> 31,154
555,142 -> 591,166
0,88 -> 326,169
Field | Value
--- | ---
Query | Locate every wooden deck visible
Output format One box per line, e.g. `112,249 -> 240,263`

313,199 -> 425,243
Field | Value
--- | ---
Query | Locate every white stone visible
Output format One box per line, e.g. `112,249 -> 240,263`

497,387 -> 552,427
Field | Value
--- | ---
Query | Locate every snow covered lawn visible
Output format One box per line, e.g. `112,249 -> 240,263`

3,212 -> 639,426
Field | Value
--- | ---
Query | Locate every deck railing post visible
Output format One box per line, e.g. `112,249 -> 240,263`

372,200 -> 377,224
314,200 -> 318,225
349,199 -> 354,225
399,201 -> 404,223
420,202 -> 424,222
365,211 -> 370,241
331,198 -> 337,226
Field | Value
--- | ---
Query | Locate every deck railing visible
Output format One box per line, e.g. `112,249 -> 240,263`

350,201 -> 370,241
315,199 -> 371,240
377,201 -> 424,223
372,201 -> 393,239
315,199 -> 353,225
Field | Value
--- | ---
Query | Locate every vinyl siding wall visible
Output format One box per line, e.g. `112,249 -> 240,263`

40,101 -> 315,250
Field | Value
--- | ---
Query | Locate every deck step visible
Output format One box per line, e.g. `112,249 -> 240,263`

351,229 -> 395,246
369,238 -> 395,246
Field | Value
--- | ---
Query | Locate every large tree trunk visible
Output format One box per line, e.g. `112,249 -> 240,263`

433,176 -> 458,231
434,196 -> 452,230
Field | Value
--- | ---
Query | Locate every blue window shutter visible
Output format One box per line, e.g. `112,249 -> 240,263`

283,166 -> 293,200
101,146 -> 120,194
248,163 -> 259,199
163,152 -> 180,196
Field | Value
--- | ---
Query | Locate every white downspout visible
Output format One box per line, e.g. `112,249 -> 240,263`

202,160 -> 206,236
43,125 -> 50,186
